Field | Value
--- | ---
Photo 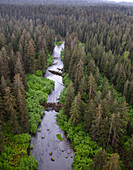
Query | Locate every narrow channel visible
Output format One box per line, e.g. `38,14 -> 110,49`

31,42 -> 74,170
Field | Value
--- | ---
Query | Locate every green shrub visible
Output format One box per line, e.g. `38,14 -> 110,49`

56,41 -> 63,46
46,54 -> 53,68
17,156 -> 38,170
26,74 -> 54,134
57,110 -> 99,169
61,50 -> 64,61
35,70 -> 43,77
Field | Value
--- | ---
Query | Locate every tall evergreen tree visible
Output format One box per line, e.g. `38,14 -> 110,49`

63,81 -> 75,117
13,74 -> 29,132
70,92 -> 82,124
88,73 -> 97,100
0,48 -> 10,80
84,100 -> 96,132
15,56 -> 26,88
92,149 -> 107,170
4,87 -> 20,134
74,59 -> 84,93
103,153 -> 121,170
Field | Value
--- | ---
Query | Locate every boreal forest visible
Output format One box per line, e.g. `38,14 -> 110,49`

0,0 -> 133,170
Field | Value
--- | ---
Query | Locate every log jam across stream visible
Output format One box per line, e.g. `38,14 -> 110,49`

31,42 -> 74,170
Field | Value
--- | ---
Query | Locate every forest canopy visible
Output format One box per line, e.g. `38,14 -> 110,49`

0,2 -> 133,169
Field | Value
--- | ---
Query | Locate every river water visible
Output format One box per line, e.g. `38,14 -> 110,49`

31,42 -> 74,170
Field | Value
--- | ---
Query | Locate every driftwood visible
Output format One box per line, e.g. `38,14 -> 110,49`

49,62 -> 58,67
48,70 -> 62,76
53,57 -> 59,59
41,103 -> 63,112
57,68 -> 63,71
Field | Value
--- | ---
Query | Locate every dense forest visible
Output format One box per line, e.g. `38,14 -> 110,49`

0,2 -> 133,170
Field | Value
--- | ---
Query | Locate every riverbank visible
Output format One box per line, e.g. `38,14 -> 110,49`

30,42 -> 74,170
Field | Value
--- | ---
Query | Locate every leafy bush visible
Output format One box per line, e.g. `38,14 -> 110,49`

35,70 -> 43,77
0,132 -> 31,170
26,74 -> 54,133
61,50 -> 64,61
57,110 -> 99,169
46,54 -> 53,68
59,73 -> 70,104
13,134 -> 31,144
17,156 -> 38,170
56,41 -> 63,46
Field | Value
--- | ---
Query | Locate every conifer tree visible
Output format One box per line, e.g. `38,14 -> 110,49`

74,59 -> 84,93
9,50 -> 16,80
94,91 -> 101,107
15,56 -> 26,88
13,74 -> 29,132
101,79 -> 109,99
84,100 -> 96,132
0,48 -> 10,80
69,92 -> 82,124
128,81 -> 133,105
0,122 -> 4,153
92,149 -> 107,170
127,135 -> 133,169
95,67 -> 100,85
4,87 -> 20,134
88,58 -> 96,75
108,111 -> 127,146
88,73 -> 97,100
64,81 -> 75,117
103,153 -> 121,170
27,40 -> 35,74
0,33 -> 6,49
1,76 -> 7,96
38,49 -> 46,72
79,75 -> 85,98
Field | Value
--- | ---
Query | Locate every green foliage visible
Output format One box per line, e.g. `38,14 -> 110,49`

46,54 -> 53,68
56,134 -> 63,141
62,73 -> 70,87
61,50 -> 65,61
30,144 -> 33,149
0,130 -> 31,170
59,87 -> 68,104
17,156 -> 38,170
13,133 -> 31,145
59,73 -> 70,104
35,70 -> 43,77
57,110 -> 99,169
56,41 -> 63,46
26,74 -> 54,133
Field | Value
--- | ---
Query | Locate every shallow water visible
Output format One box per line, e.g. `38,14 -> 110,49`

31,42 -> 74,170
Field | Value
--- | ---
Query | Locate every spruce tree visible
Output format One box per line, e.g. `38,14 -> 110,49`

92,149 -> 107,170
69,92 -> 82,124
103,153 -> 121,170
74,59 -> 84,93
64,81 -> 75,117
0,122 -> 4,153
84,100 -> 96,132
13,74 -> 29,133
15,56 -> 26,88
88,73 -> 97,100
0,48 -> 10,80
4,87 -> 20,134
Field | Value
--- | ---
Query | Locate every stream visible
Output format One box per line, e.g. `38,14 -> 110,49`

31,42 -> 74,170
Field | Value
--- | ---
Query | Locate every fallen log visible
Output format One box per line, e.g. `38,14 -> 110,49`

57,68 -> 63,71
48,70 -> 62,76
49,62 -> 58,67
41,102 -> 63,112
